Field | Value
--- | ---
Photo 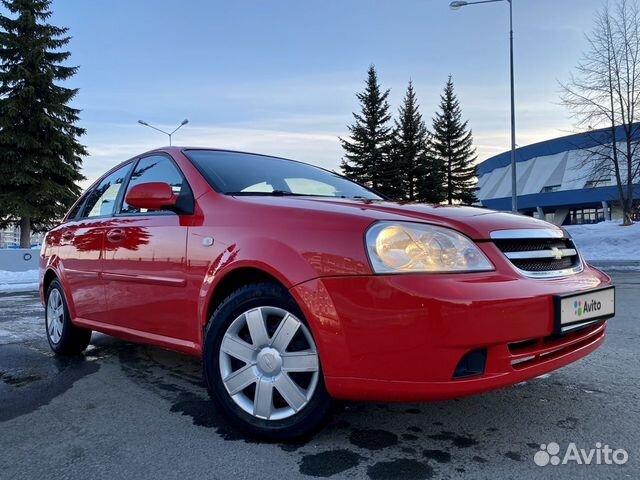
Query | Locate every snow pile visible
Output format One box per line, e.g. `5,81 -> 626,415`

565,221 -> 640,263
0,270 -> 39,294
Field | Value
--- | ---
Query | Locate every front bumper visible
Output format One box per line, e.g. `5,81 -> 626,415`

290,263 -> 611,402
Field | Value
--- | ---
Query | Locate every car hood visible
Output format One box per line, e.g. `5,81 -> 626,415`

233,196 -> 562,240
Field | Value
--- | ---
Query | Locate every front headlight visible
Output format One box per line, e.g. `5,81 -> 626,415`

366,222 -> 494,273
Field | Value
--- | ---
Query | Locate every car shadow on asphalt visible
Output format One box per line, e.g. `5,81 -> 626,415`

0,308 -> 622,479
65,334 -> 612,478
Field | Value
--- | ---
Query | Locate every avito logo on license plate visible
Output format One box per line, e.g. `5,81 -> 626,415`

555,286 -> 615,334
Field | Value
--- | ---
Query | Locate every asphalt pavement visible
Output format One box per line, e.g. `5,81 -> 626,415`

0,271 -> 638,480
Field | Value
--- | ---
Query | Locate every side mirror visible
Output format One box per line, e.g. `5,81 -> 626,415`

125,182 -> 178,211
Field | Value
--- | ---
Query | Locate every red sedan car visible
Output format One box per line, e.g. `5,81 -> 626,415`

40,147 -> 615,440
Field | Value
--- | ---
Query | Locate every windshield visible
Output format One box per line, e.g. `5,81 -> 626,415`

185,150 -> 382,200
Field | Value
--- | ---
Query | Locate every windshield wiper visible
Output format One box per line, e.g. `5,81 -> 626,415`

337,195 -> 376,200
226,190 -> 309,197
227,191 -> 377,199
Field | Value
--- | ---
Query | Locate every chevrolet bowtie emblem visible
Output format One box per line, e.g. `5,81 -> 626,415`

551,247 -> 563,260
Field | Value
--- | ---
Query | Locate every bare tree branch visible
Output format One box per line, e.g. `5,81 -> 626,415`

560,0 -> 640,224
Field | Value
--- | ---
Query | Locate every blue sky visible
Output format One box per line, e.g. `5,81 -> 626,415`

4,0 -> 606,186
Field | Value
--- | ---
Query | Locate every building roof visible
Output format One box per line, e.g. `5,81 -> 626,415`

481,184 -> 640,211
477,123 -> 640,176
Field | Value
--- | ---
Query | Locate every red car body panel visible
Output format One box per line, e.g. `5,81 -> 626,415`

40,147 -> 613,401
290,266 -> 609,401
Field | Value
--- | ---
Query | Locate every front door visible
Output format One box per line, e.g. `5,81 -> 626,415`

102,154 -> 192,341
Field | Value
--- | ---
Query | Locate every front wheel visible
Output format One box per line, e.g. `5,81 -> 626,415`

203,283 -> 333,441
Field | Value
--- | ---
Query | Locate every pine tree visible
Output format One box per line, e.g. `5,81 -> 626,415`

429,76 -> 478,205
416,141 -> 446,204
390,81 -> 445,202
340,65 -> 393,195
0,0 -> 86,247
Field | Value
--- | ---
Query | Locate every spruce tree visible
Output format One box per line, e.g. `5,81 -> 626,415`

0,0 -> 86,247
429,76 -> 478,205
390,81 -> 445,202
340,65 -> 393,195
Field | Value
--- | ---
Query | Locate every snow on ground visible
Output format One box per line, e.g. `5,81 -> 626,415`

0,270 -> 39,294
565,221 -> 640,265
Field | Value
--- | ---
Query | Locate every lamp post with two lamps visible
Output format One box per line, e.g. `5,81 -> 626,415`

450,0 -> 518,213
137,119 -> 189,146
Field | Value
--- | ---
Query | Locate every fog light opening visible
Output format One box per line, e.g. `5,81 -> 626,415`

453,349 -> 487,379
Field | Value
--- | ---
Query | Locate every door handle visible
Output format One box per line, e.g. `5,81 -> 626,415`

107,229 -> 125,243
61,232 -> 74,242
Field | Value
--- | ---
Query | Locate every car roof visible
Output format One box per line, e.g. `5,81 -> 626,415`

150,146 -> 294,163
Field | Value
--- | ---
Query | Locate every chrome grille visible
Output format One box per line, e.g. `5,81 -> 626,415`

491,229 -> 582,278
511,257 -> 575,272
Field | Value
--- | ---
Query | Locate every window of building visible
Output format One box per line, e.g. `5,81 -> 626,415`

564,207 -> 606,225
584,178 -> 611,188
541,184 -> 561,193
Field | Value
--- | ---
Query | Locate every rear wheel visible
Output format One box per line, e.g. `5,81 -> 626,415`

46,279 -> 92,355
203,283 -> 333,441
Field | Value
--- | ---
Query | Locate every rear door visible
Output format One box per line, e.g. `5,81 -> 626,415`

58,163 -> 133,323
102,154 -> 194,341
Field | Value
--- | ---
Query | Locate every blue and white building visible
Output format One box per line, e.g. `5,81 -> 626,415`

477,125 -> 640,225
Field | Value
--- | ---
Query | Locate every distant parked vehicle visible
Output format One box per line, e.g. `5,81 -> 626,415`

40,147 -> 615,440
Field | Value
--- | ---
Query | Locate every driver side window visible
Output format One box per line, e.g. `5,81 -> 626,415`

120,155 -> 186,214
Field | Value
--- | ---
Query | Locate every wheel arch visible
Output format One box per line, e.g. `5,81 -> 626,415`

197,263 -> 332,366
202,266 -> 287,332
42,266 -> 78,321
42,268 -> 58,296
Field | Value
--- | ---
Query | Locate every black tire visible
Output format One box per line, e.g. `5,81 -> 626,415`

45,279 -> 92,355
203,282 -> 333,441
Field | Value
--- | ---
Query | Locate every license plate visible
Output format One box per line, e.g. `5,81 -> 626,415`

554,286 -> 615,335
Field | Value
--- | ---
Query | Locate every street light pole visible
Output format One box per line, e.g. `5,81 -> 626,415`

137,119 -> 189,146
450,0 -> 518,213
508,0 -> 517,213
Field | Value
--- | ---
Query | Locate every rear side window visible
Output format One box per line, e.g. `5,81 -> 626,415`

66,197 -> 86,221
120,155 -> 188,214
81,163 -> 133,218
